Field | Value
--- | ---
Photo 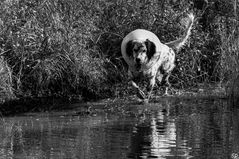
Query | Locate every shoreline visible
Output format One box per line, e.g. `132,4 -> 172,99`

0,85 -> 228,116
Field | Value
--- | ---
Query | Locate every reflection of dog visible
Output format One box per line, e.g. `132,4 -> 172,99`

121,13 -> 194,102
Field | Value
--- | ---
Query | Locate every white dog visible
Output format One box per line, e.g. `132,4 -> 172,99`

121,13 -> 194,102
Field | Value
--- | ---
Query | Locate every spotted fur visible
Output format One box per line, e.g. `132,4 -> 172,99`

121,13 -> 194,102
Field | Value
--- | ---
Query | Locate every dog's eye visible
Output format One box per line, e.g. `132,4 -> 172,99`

142,50 -> 146,52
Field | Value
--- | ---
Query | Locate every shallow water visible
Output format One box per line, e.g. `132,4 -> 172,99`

0,98 -> 239,159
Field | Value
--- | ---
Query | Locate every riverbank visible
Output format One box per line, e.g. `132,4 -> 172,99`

0,84 -> 228,116
0,0 -> 238,105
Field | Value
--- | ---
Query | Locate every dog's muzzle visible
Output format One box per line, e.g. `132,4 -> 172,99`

135,58 -> 141,70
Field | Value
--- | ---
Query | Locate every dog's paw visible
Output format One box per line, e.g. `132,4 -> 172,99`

143,99 -> 149,104
162,93 -> 171,97
136,98 -> 149,104
137,89 -> 146,99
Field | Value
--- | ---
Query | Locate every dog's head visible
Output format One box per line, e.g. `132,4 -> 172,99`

126,39 -> 156,70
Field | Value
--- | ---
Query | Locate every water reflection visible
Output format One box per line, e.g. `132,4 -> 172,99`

0,99 -> 238,159
129,104 -> 191,159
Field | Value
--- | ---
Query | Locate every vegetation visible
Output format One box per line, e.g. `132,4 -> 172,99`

0,0 -> 238,102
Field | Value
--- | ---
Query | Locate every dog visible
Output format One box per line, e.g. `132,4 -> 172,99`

121,13 -> 194,102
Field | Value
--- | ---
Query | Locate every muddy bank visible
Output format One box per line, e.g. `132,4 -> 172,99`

0,84 -> 228,116
0,96 -> 84,116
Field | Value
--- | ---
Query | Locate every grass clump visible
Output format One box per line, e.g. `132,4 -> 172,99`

0,0 -> 112,100
0,57 -> 14,102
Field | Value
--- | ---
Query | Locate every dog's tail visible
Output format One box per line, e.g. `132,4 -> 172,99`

166,13 -> 194,52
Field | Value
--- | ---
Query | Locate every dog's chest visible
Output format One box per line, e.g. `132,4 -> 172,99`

131,65 -> 158,79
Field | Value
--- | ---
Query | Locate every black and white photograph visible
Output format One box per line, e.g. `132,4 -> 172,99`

0,0 -> 238,158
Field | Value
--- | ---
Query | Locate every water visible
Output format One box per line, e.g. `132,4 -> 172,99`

0,98 -> 238,159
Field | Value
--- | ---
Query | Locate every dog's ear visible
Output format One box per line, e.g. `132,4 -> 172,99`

126,40 -> 134,57
145,39 -> 156,60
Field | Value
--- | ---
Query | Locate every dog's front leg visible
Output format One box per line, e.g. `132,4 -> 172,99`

156,72 -> 170,96
161,72 -> 172,96
146,76 -> 156,102
128,70 -> 146,99
129,80 -> 146,99
164,73 -> 171,95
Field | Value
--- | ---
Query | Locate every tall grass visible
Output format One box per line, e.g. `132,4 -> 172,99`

0,0 -> 237,101
220,23 -> 239,82
0,0 -> 112,99
219,17 -> 239,104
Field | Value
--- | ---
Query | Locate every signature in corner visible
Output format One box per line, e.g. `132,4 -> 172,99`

232,153 -> 239,159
